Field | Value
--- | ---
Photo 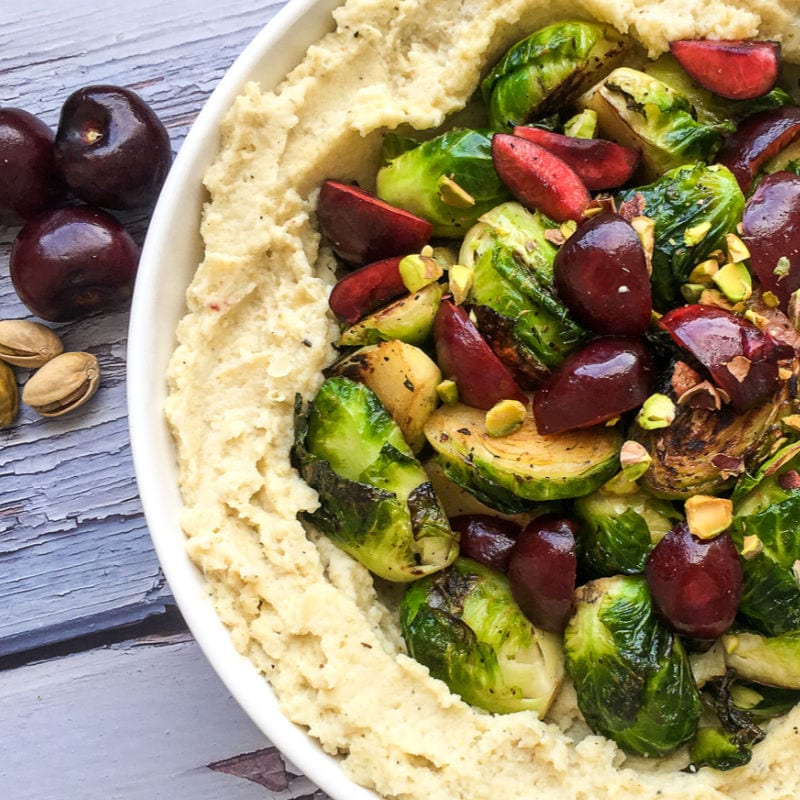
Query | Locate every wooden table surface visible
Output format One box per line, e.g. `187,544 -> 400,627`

1,2 -> 330,797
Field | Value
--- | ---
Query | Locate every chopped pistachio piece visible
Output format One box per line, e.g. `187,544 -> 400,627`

744,309 -> 770,330
484,399 -> 527,438
448,263 -> 474,306
712,261 -> 752,303
762,290 -> 780,308
684,220 -> 712,246
725,232 -> 750,263
681,283 -> 706,303
437,175 -> 476,209
630,216 -> 655,276
774,256 -> 791,280
685,495 -> 733,540
636,393 -> 676,430
619,440 -> 651,481
436,379 -> 459,405
399,253 -> 444,293
559,219 -> 578,240
688,259 -> 720,285
741,535 -> 764,560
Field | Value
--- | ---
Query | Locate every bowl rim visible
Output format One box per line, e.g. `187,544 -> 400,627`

127,1 -> 379,797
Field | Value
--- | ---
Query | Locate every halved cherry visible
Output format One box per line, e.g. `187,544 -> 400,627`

449,514 -> 521,572
553,213 -> 652,335
531,337 -> 654,435
328,256 -> 407,323
491,133 -> 590,222
669,39 -> 780,101
741,171 -> 800,309
511,126 -> 639,190
716,107 -> 800,193
658,304 -> 781,412
316,180 -> 432,266
434,299 -> 526,409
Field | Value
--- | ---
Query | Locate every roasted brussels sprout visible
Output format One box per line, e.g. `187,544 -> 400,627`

580,67 -> 729,180
400,557 -> 564,715
573,483 -> 681,575
688,726 -> 758,772
459,202 -> 586,381
481,20 -> 628,130
722,630 -> 800,689
564,575 -> 702,757
292,377 -> 457,581
617,163 -> 745,310
375,129 -> 510,238
424,402 -> 622,512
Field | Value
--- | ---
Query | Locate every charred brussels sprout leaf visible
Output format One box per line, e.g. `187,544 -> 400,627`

688,727 -> 757,772
573,485 -> 681,576
292,378 -> 457,581
481,21 -> 627,131
459,202 -> 586,381
617,163 -> 745,309
400,557 -> 564,714
376,129 -> 510,238
564,575 -> 702,757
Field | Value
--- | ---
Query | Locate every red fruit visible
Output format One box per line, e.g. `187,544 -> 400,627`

506,515 -> 578,633
0,108 -> 63,225
316,180 -> 433,266
553,213 -> 652,335
645,521 -> 743,641
716,107 -> 800,193
658,304 -> 781,412
491,133 -> 590,222
532,337 -> 653,435
449,514 -> 521,572
511,127 -> 639,190
741,171 -> 800,309
669,39 -> 780,101
327,256 -> 407,323
434,299 -> 526,409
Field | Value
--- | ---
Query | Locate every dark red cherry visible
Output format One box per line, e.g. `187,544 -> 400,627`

328,256 -> 407,323
669,39 -> 780,101
511,127 -> 639,190
553,213 -> 652,335
54,85 -> 172,209
316,180 -> 433,266
507,515 -> 578,632
449,514 -> 521,572
717,106 -> 800,193
10,205 -> 139,322
741,171 -> 800,310
532,337 -> 654,435
645,521 -> 743,641
658,304 -> 781,412
491,134 -> 590,222
434,299 -> 527,409
0,108 -> 63,225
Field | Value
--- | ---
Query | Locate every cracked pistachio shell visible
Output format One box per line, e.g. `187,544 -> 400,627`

0,360 -> 19,427
22,351 -> 100,417
0,319 -> 64,368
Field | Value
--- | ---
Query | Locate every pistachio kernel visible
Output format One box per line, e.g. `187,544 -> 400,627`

0,319 -> 64,368
436,379 -> 459,405
437,175 -> 475,209
741,535 -> 764,560
448,264 -> 474,306
22,351 -> 100,417
399,253 -> 444,293
485,399 -> 526,438
636,393 -> 676,430
725,232 -> 750,263
684,495 -> 733,540
619,440 -> 651,481
712,261 -> 752,303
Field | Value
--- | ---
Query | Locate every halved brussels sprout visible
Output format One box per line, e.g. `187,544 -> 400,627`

579,67 -> 728,180
617,163 -> 744,310
481,20 -> 628,131
723,630 -> 800,689
564,575 -> 702,757
424,402 -> 621,512
292,377 -> 457,581
376,129 -> 510,238
400,557 -> 564,715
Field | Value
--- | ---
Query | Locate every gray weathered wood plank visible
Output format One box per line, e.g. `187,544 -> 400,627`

0,0 -> 284,655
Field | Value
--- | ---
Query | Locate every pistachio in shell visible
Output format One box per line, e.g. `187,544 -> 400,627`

0,319 -> 64,368
22,351 -> 100,417
0,360 -> 19,427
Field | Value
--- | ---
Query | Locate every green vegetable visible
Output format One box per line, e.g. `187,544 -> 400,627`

481,20 -> 627,130
376,129 -> 510,238
580,67 -> 729,180
459,202 -> 586,377
423,402 -> 621,512
292,377 -> 457,581
573,485 -> 681,575
564,575 -> 702,757
400,557 -> 564,714
617,163 -> 745,310
688,727 -> 757,772
723,630 -> 800,689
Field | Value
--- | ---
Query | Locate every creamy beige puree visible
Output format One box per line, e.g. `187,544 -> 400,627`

166,0 -> 800,797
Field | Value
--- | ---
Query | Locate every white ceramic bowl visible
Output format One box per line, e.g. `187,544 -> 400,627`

127,2 -> 378,798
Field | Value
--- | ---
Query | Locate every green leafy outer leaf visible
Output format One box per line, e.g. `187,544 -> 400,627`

481,21 -> 627,131
376,129 -> 510,238
617,163 -> 745,310
564,575 -> 701,756
291,379 -> 457,582
573,487 -> 681,576
400,557 -> 564,715
723,630 -> 800,690
688,727 -> 755,772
